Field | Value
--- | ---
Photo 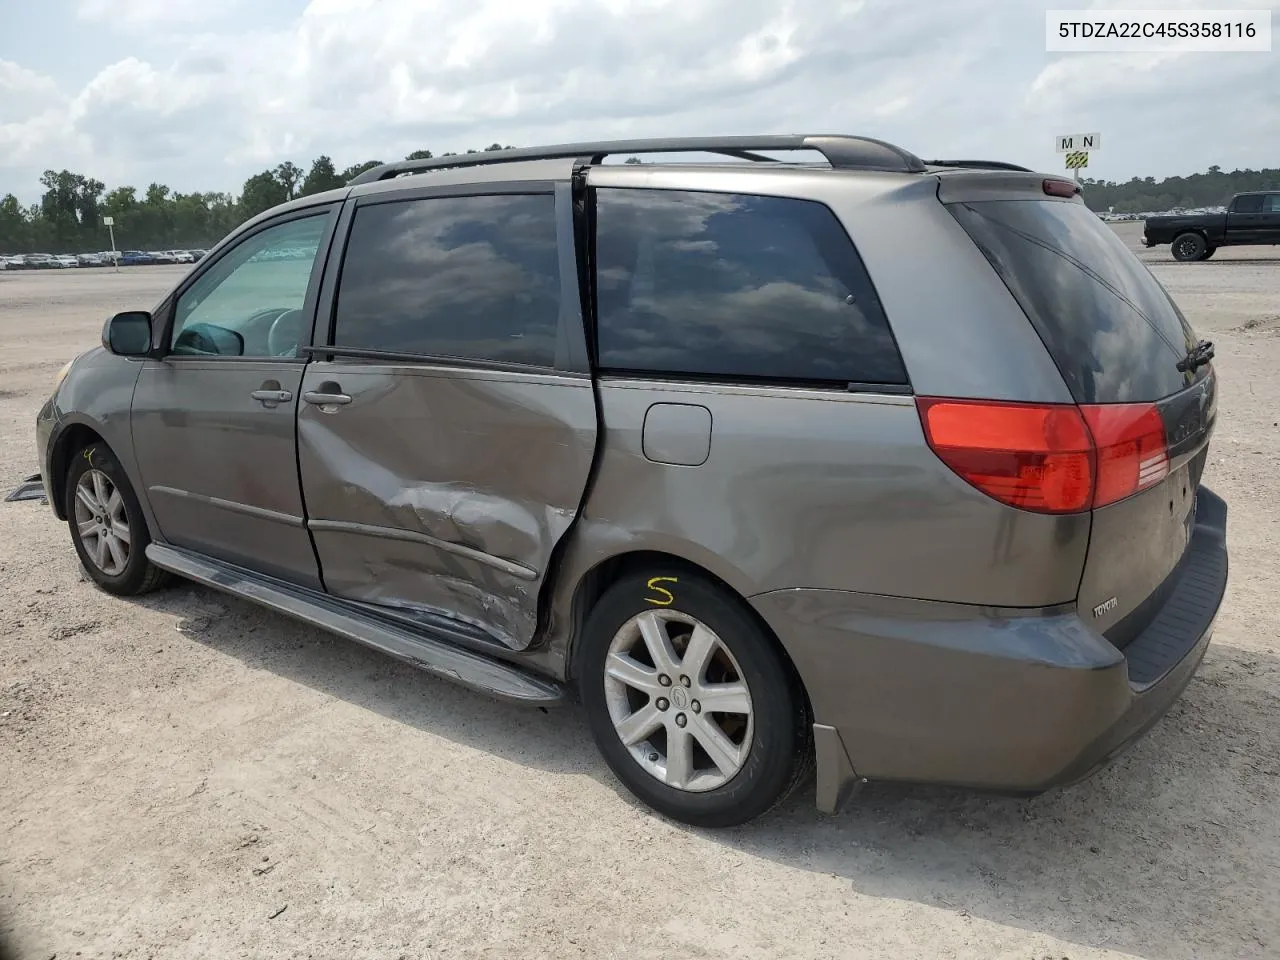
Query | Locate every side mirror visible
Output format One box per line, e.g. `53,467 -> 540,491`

102,311 -> 153,356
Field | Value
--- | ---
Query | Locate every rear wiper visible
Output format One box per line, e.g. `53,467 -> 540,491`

1176,339 -> 1214,373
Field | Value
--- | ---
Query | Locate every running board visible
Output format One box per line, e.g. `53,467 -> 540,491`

145,544 -> 565,705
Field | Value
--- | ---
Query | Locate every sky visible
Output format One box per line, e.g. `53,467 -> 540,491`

1,0 -> 1277,203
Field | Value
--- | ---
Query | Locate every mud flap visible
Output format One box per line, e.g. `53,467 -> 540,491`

5,473 -> 45,503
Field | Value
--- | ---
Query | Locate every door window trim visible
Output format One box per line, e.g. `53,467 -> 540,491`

311,182 -> 590,375
156,202 -> 342,363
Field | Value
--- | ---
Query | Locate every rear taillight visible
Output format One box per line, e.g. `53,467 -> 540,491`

916,397 -> 1169,514
1081,403 -> 1169,507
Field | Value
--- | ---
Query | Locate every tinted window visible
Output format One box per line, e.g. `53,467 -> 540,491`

172,215 -> 327,357
334,194 -> 560,367
948,199 -> 1200,404
1232,194 -> 1264,213
1263,194 -> 1280,213
594,189 -> 906,386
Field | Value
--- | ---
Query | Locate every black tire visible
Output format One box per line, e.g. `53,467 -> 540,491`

65,442 -> 169,596
1172,232 -> 1207,262
1201,246 -> 1216,260
580,570 -> 812,827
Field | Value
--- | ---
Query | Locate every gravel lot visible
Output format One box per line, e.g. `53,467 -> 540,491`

2,228 -> 1278,959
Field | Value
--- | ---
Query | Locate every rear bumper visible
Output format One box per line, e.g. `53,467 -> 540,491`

751,487 -> 1228,813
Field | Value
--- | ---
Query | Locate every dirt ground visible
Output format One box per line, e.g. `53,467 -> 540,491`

1,227 -> 1278,960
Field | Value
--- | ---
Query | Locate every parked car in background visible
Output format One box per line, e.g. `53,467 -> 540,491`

170,250 -> 196,263
190,249 -> 209,261
34,135 -> 1228,827
1144,191 -> 1280,261
26,254 -> 54,269
53,255 -> 80,268
118,251 -> 155,266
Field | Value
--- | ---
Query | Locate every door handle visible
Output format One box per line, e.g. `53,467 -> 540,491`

251,389 -> 293,404
303,390 -> 352,406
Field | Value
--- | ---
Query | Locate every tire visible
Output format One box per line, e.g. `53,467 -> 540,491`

1172,232 -> 1207,262
65,442 -> 169,596
580,570 -> 812,827
1201,246 -> 1216,260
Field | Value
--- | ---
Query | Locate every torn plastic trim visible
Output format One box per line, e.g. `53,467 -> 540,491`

6,473 -> 46,503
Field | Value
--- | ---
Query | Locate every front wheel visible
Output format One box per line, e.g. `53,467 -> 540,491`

65,443 -> 169,596
1172,232 -> 1207,262
580,571 -> 811,827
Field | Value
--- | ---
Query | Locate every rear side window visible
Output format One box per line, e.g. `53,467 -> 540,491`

1232,194 -> 1264,213
948,199 -> 1198,404
593,189 -> 907,387
333,193 -> 560,367
1264,194 -> 1280,213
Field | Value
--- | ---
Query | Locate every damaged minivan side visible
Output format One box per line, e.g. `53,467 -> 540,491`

34,136 -> 1228,827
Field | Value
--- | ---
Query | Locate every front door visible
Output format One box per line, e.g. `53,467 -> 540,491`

1226,193 -> 1267,243
1259,193 -> 1280,243
297,187 -> 597,648
131,207 -> 338,587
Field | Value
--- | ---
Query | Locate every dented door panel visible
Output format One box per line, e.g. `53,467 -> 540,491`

297,362 -> 597,648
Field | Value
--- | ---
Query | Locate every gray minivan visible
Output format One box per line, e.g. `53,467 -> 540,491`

34,136 -> 1227,826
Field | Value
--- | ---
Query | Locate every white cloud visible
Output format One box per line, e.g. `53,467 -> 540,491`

2,0 -> 1278,202
76,0 -> 250,27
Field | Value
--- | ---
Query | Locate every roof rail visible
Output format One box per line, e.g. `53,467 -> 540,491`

347,135 -> 928,185
925,159 -> 1034,173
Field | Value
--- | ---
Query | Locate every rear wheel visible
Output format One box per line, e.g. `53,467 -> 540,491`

66,443 -> 169,596
1172,232 -> 1207,262
1201,246 -> 1217,260
580,570 -> 811,827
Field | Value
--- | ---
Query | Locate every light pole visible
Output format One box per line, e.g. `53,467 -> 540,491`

103,216 -> 119,273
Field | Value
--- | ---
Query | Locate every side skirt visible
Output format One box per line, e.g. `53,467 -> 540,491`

146,544 -> 565,706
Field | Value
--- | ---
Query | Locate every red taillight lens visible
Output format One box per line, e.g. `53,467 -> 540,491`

916,397 -> 1170,514
917,398 -> 1094,513
1081,403 -> 1169,507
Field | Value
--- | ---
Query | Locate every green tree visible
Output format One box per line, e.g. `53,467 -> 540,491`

274,161 -> 303,200
337,160 -> 383,182
240,170 -> 288,221
300,155 -> 344,196
406,149 -> 434,161
0,194 -> 29,251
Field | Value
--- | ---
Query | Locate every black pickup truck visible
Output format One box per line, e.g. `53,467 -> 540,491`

1143,191 -> 1280,261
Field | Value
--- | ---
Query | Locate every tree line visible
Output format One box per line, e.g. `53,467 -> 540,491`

1079,165 -> 1280,214
4,153 -> 1278,254
0,144 -> 512,255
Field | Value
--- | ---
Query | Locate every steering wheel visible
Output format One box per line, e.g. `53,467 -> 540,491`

266,308 -> 305,357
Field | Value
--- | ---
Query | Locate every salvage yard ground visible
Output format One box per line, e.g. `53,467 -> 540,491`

1,223 -> 1278,959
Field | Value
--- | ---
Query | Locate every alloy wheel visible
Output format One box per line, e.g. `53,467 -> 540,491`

603,609 -> 754,792
73,468 -> 131,576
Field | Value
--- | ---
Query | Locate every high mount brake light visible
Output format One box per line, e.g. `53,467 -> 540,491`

916,398 -> 1170,514
1043,179 -> 1079,198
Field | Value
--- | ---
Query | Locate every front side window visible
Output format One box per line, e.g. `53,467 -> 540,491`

593,188 -> 907,387
332,193 -> 561,368
171,214 -> 328,357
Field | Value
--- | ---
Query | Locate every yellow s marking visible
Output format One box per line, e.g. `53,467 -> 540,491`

645,576 -> 678,607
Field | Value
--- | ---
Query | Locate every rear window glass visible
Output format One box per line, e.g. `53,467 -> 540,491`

594,188 -> 907,388
948,199 -> 1199,404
